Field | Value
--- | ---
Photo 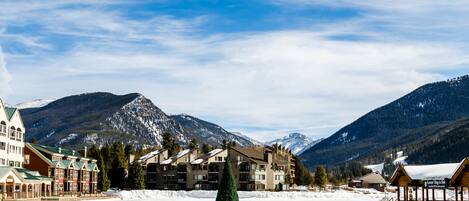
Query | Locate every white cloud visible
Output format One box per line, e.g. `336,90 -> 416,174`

0,47 -> 11,97
2,1 -> 469,141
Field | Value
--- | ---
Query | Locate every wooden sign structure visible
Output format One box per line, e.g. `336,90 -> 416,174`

390,158 -> 469,201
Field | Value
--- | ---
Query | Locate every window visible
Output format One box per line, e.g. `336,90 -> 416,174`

9,161 -> 14,167
0,142 -> 5,150
0,122 -> 6,135
9,127 -> 15,139
24,155 -> 30,165
255,174 -> 265,180
216,156 -> 223,161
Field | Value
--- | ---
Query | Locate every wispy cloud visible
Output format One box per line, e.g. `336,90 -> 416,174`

0,47 -> 11,96
1,1 -> 469,141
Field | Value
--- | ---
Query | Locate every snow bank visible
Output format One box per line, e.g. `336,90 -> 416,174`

109,190 -> 385,201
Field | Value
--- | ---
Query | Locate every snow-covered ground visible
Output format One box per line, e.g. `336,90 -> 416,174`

100,189 -> 387,201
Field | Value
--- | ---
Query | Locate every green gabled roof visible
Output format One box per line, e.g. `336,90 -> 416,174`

75,161 -> 87,170
0,166 -> 15,180
28,143 -> 94,160
87,163 -> 99,172
51,161 -> 66,169
15,168 -> 52,182
4,107 -> 16,120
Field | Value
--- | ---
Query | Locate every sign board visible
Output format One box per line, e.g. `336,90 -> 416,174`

424,179 -> 448,189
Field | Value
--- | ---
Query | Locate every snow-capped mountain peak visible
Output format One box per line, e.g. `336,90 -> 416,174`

266,133 -> 322,155
15,99 -> 55,109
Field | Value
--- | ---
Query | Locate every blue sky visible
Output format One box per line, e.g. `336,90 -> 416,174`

1,1 -> 469,141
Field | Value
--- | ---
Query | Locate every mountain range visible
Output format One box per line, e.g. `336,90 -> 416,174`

266,133 -> 322,155
300,75 -> 469,168
20,92 -> 255,149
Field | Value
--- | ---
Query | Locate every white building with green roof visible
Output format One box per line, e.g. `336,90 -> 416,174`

0,99 -> 26,168
0,98 -> 53,199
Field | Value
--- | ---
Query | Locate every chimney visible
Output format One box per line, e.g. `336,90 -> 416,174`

84,146 -> 87,158
58,147 -> 62,154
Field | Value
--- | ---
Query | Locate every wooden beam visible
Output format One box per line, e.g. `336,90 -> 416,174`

443,188 -> 446,201
462,186 -> 464,201
398,186 -> 401,201
422,187 -> 425,201
432,188 -> 435,201
415,186 -> 418,201
457,187 -> 459,201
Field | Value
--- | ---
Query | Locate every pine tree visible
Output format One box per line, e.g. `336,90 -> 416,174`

189,138 -> 198,149
216,158 -> 238,201
314,166 -> 328,189
110,142 -> 127,188
294,156 -> 313,186
101,143 -> 112,176
162,132 -> 180,156
201,143 -> 213,154
125,144 -> 134,160
97,154 -> 110,191
88,144 -> 101,159
128,161 -> 145,189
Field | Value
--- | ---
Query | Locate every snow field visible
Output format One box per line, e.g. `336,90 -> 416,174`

103,189 -> 387,201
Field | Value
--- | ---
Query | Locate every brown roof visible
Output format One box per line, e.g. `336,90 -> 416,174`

360,172 -> 387,184
231,146 -> 269,163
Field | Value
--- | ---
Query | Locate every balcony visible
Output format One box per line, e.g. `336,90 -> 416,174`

208,165 -> 220,173
177,179 -> 186,183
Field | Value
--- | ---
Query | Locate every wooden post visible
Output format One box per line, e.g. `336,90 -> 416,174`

415,186 -> 418,201
456,187 -> 459,201
422,187 -> 425,201
432,188 -> 435,201
462,187 -> 464,201
397,186 -> 400,201
405,186 -> 408,201
443,188 -> 446,201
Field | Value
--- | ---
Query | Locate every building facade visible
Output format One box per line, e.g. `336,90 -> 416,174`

139,145 -> 295,191
0,98 -> 53,199
138,149 -> 169,189
23,143 -> 99,196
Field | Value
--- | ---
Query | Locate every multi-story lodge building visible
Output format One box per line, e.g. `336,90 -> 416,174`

138,149 -> 169,189
23,143 -> 99,196
0,98 -> 53,199
228,146 -> 290,191
139,145 -> 295,191
159,149 -> 198,190
189,148 -> 227,190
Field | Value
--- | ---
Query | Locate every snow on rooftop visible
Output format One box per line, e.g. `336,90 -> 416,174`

176,149 -> 190,158
393,156 -> 408,165
190,159 -> 204,165
404,163 -> 460,180
207,148 -> 223,157
364,163 -> 384,173
160,158 -> 173,165
138,150 -> 160,162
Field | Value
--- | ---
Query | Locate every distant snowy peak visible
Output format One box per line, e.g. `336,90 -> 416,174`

266,133 -> 322,155
230,132 -> 264,146
15,99 -> 55,109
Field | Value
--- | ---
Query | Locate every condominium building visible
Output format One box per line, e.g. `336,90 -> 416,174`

228,146 -> 289,191
138,149 -> 169,189
139,145 -> 295,191
23,143 -> 99,196
189,148 -> 227,190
